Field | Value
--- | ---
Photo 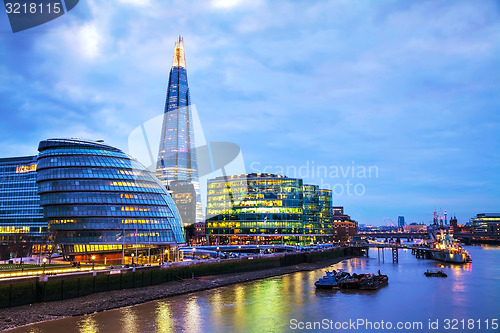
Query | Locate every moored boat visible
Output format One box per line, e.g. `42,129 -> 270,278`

314,270 -> 349,289
359,274 -> 389,290
424,269 -> 447,277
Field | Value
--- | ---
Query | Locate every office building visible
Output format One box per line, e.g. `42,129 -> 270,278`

206,173 -> 333,245
0,156 -> 49,259
471,213 -> 500,234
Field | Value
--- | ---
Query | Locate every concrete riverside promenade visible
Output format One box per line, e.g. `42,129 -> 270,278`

0,247 -> 363,309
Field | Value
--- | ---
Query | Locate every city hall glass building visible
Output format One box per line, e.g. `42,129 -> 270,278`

0,156 -> 48,258
206,173 -> 333,245
37,139 -> 185,263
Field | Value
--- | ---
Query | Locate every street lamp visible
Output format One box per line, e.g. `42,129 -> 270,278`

131,253 -> 135,266
91,255 -> 96,271
42,258 -> 47,275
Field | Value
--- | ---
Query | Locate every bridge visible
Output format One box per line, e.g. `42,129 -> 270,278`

357,232 -> 430,239
453,232 -> 500,245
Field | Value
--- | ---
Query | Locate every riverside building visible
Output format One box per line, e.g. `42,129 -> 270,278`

36,138 -> 185,264
471,213 -> 500,235
0,156 -> 49,259
206,173 -> 333,245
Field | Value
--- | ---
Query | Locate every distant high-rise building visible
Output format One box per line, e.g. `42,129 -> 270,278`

398,216 -> 405,228
156,36 -> 202,229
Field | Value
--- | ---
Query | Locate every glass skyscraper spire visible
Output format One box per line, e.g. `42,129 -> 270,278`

157,36 -> 202,228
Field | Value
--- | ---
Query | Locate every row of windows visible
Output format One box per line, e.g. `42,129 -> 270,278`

207,228 -> 332,235
44,205 -> 175,218
38,148 -> 129,159
208,207 -> 303,215
39,191 -> 168,206
0,182 -> 38,190
207,179 -> 302,189
38,181 -> 165,194
207,213 -> 303,221
207,221 -> 305,228
37,156 -> 144,171
37,168 -> 154,182
56,234 -> 176,244
49,217 -> 178,226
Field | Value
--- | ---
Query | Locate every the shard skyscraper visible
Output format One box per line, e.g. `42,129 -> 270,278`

157,36 -> 202,230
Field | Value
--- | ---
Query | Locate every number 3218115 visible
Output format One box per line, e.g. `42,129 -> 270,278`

443,319 -> 498,330
5,2 -> 62,14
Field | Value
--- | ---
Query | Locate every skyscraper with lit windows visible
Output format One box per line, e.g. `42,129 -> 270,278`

156,36 -> 202,229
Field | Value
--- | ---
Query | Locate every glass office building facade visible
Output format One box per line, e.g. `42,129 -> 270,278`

0,156 -> 48,259
471,213 -> 500,235
206,173 -> 333,245
318,189 -> 333,236
156,36 -> 203,228
37,139 -> 185,263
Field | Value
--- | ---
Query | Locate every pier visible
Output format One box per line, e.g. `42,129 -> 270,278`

365,242 -> 470,263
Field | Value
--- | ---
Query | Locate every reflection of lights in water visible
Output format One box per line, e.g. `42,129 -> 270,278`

247,279 -> 282,333
78,315 -> 99,333
281,274 -> 291,293
155,301 -> 174,333
209,289 -> 223,314
293,273 -> 303,303
233,284 -> 246,329
120,307 -> 138,333
209,290 -> 223,330
185,297 -> 201,333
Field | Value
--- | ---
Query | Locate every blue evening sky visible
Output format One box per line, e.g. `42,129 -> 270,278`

0,0 -> 499,225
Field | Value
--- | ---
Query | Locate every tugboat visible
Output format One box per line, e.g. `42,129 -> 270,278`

424,269 -> 447,277
314,269 -> 349,289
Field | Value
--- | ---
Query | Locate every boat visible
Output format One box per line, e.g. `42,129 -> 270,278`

316,270 -> 389,290
359,274 -> 389,290
314,269 -> 349,289
429,231 -> 472,264
424,269 -> 447,277
337,273 -> 365,289
338,272 -> 389,290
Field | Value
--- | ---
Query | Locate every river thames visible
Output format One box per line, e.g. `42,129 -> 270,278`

10,245 -> 500,333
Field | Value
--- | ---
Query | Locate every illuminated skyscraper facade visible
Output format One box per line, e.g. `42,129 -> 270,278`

156,36 -> 202,229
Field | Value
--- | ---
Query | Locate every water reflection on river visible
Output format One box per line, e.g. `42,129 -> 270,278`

11,245 -> 500,333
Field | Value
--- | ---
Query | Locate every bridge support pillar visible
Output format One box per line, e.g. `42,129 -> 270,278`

392,247 -> 398,263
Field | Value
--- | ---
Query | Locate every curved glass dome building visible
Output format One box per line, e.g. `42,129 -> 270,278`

37,139 -> 185,263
